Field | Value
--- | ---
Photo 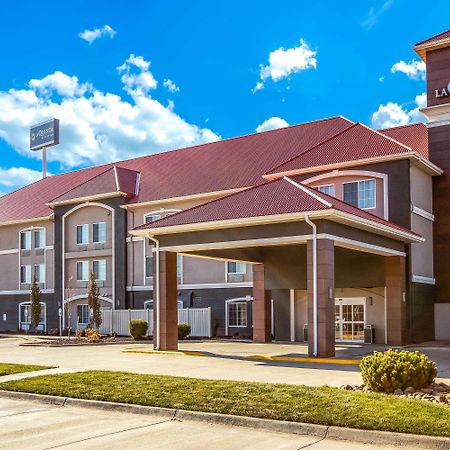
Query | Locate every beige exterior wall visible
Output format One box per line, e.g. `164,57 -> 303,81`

0,220 -> 54,291
410,165 -> 434,280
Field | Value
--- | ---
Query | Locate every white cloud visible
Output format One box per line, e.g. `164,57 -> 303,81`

163,79 -> 180,93
371,92 -> 426,129
0,166 -> 44,195
256,117 -> 289,133
253,39 -> 317,92
391,59 -> 426,80
117,54 -> 158,96
0,54 -> 220,170
362,0 -> 393,30
79,25 -> 116,44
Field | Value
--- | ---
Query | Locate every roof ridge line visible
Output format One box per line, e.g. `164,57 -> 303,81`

358,122 -> 413,152
265,122 -> 358,176
283,176 -> 332,208
380,122 -> 425,132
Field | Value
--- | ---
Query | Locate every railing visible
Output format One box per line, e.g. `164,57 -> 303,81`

99,308 -> 211,338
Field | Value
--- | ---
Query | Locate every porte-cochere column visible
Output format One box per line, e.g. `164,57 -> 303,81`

307,238 -> 335,357
252,264 -> 272,343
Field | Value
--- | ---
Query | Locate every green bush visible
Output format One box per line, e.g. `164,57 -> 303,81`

129,320 -> 148,340
360,349 -> 437,393
178,323 -> 191,339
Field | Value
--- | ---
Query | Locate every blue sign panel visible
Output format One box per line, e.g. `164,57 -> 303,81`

30,118 -> 59,151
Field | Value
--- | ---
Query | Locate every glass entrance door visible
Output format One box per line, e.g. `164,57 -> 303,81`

335,298 -> 365,342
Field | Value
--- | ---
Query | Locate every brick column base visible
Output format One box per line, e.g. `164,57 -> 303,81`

252,264 -> 271,343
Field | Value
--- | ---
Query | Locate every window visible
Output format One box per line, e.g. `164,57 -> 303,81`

76,224 -> 89,245
76,261 -> 89,281
34,229 -> 45,249
93,260 -> 106,281
228,302 -> 247,327
145,214 -> 161,224
77,304 -> 90,325
20,265 -> 31,284
227,261 -> 246,275
343,179 -> 376,209
177,255 -> 183,280
93,222 -> 106,243
145,256 -> 153,278
316,184 -> 335,197
34,264 -> 45,283
20,303 -> 45,328
20,231 -> 31,250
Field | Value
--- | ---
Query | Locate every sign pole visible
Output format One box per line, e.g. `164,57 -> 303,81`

42,147 -> 47,179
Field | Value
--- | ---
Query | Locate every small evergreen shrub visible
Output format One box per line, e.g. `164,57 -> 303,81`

129,320 -> 148,340
85,328 -> 101,343
360,349 -> 437,393
178,323 -> 191,339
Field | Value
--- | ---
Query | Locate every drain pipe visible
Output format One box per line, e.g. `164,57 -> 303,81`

304,215 -> 318,357
147,234 -> 160,350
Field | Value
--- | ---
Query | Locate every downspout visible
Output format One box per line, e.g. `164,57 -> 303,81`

304,215 -> 318,357
147,234 -> 160,350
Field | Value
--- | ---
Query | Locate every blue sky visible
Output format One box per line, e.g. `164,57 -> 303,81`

0,0 -> 448,195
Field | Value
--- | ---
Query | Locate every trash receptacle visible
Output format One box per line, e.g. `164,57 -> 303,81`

303,324 -> 308,342
364,325 -> 375,344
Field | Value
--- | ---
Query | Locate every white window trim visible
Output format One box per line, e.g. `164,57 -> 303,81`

226,261 -> 247,276
143,208 -> 182,224
76,261 -> 89,282
20,265 -> 32,284
143,299 -> 183,309
342,178 -> 377,210
92,222 -> 107,244
177,254 -> 183,284
76,224 -> 89,245
34,264 -> 46,285
76,303 -> 91,325
18,301 -> 46,332
20,230 -> 32,251
145,255 -> 153,279
225,297 -> 250,335
93,259 -> 107,281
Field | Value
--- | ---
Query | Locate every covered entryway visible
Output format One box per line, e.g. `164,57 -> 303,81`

131,177 -> 421,357
335,298 -> 365,342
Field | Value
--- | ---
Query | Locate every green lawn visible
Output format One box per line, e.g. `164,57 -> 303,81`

0,363 -> 54,376
1,371 -> 450,436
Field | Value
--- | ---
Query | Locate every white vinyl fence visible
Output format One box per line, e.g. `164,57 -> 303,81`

99,308 -> 211,338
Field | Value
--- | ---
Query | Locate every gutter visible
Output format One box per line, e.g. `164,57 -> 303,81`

304,215 -> 318,357
147,234 -> 161,350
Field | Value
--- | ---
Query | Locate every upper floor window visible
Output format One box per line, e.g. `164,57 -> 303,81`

343,179 -> 376,209
316,184 -> 335,197
20,265 -> 31,284
227,261 -> 246,275
34,229 -> 45,249
145,256 -> 153,278
93,222 -> 106,244
20,231 -> 31,250
177,255 -> 183,280
76,224 -> 89,245
34,264 -> 45,283
145,214 -> 161,224
76,261 -> 89,281
93,260 -> 107,281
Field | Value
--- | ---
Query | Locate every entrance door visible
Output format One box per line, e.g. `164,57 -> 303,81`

335,298 -> 365,342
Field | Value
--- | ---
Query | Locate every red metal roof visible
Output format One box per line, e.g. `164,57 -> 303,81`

136,177 -> 418,239
0,116 -> 353,223
415,29 -> 450,47
264,123 -> 414,176
379,123 -> 428,158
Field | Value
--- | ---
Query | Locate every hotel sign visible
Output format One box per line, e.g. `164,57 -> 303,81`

30,118 -> 59,151
435,82 -> 450,98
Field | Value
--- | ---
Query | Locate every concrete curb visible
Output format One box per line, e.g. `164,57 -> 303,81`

1,390 -> 449,449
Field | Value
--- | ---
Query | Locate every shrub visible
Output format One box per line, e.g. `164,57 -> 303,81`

85,328 -> 101,343
129,320 -> 148,340
360,349 -> 437,393
178,323 -> 191,339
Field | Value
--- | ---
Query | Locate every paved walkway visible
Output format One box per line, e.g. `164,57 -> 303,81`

0,336 -> 449,386
0,367 -> 82,384
0,397 -> 408,450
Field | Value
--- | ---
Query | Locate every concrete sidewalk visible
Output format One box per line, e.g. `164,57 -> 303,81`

0,396 -> 427,450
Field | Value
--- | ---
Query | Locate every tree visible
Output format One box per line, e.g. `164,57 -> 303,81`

30,277 -> 41,332
87,271 -> 102,329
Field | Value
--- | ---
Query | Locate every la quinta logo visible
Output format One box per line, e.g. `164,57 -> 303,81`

436,82 -> 450,98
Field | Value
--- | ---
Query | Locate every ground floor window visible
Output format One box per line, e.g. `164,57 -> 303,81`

228,301 -> 247,327
77,304 -> 91,325
143,300 -> 183,310
19,302 -> 46,331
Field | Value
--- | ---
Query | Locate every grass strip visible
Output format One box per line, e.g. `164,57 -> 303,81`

0,363 -> 54,376
1,371 -> 450,436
